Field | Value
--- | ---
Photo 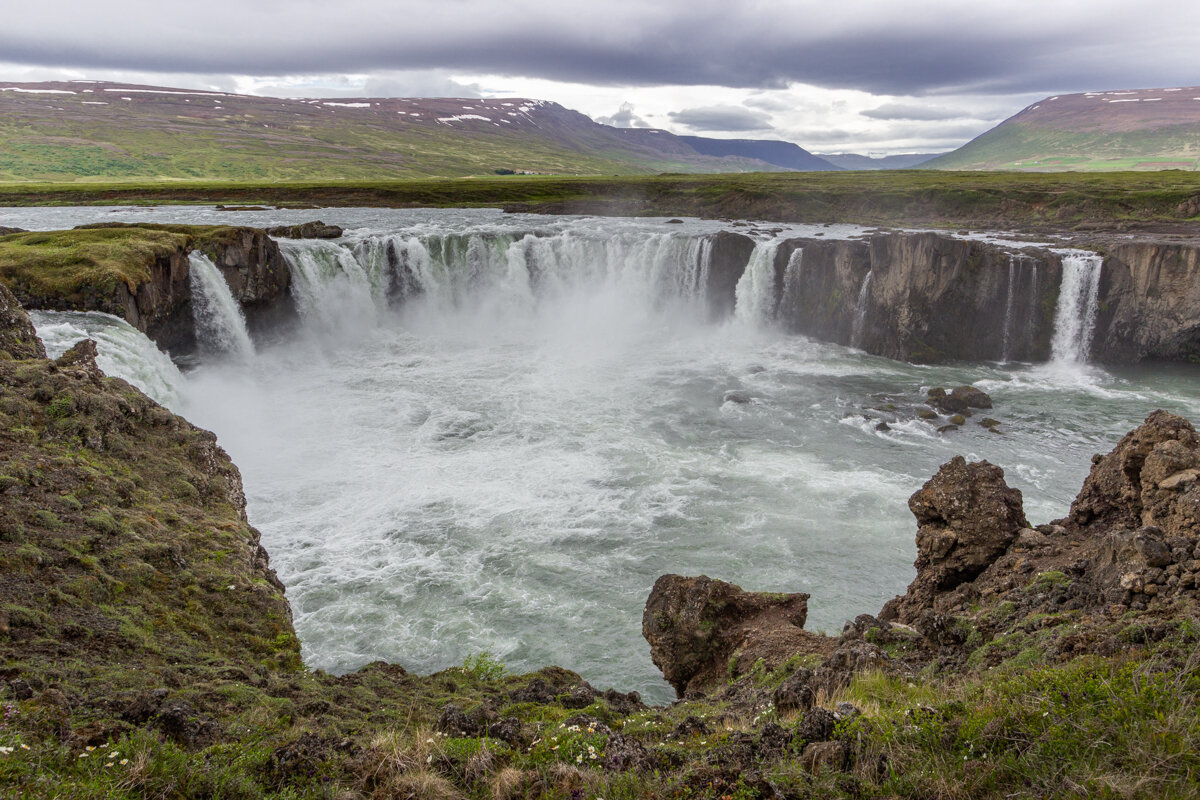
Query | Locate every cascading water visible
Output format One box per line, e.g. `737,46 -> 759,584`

850,270 -> 873,348
1002,256 -> 1017,362
30,310 -> 187,408
188,252 -> 255,360
733,240 -> 782,326
1050,253 -> 1104,363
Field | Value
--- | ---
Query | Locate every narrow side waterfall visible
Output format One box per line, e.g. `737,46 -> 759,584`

780,247 -> 804,299
1002,256 -> 1017,362
850,270 -> 873,348
733,239 -> 781,325
1050,253 -> 1104,363
30,310 -> 187,408
188,252 -> 255,360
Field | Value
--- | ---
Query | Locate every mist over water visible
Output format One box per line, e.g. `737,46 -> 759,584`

16,207 -> 1200,704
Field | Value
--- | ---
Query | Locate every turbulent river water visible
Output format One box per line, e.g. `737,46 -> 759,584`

8,206 -> 1200,704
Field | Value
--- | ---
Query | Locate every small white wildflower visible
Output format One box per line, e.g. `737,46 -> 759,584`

104,762 -> 114,768
700,740 -> 707,745
119,759 -> 129,766
551,745 -> 559,751
20,744 -> 29,751
426,754 -> 432,764
109,751 -> 120,758
426,738 -> 434,744
86,746 -> 95,752
589,752 -> 597,759
227,585 -> 235,590
575,754 -> 582,764
0,746 -> 12,754
79,753 -> 89,758
100,743 -> 109,749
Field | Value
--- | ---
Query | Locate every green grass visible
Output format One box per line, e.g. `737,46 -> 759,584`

3,171 -> 1200,230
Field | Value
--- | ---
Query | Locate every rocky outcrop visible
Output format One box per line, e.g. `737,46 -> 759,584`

0,226 -> 26,236
642,574 -> 826,697
1091,240 -> 1200,362
265,221 -> 343,239
882,456 -> 1028,620
0,281 -> 46,360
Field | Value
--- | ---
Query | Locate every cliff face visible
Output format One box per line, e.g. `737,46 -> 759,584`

708,230 -> 1200,365
1091,240 -> 1200,362
766,232 -> 1062,363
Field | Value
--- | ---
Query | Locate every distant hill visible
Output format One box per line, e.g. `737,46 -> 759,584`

817,153 -> 939,170
676,136 -> 840,171
925,87 -> 1200,171
0,82 -> 799,182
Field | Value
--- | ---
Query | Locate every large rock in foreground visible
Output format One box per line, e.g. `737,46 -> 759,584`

643,574 -> 825,697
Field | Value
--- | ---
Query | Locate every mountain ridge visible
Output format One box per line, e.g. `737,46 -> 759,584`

925,86 -> 1200,171
0,81 -> 821,181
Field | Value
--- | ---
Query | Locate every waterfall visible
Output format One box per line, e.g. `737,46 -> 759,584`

1049,253 -> 1104,363
188,252 -> 255,361
733,239 -> 781,325
276,230 -> 726,332
850,270 -> 873,348
1001,256 -> 1017,362
30,310 -> 187,409
780,247 -> 804,299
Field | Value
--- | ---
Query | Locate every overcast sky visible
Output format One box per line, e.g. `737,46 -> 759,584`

4,1 -> 1198,154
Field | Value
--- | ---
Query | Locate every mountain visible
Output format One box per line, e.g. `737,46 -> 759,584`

675,135 -> 841,171
924,87 -> 1200,171
0,81 -> 798,181
816,152 -> 940,170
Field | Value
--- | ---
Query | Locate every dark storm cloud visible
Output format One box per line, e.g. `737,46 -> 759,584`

4,1 -> 1197,96
668,106 -> 773,132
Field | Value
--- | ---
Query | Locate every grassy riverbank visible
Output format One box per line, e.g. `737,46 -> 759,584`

2,171 -> 1200,231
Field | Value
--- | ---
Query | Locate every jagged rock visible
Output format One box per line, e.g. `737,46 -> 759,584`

951,385 -> 992,409
796,707 -> 838,743
0,226 -> 25,235
884,456 -> 1027,619
0,281 -> 46,360
643,574 -> 816,697
603,733 -> 650,771
264,221 -> 343,239
1071,410 -> 1199,538
54,338 -> 102,377
723,390 -> 753,404
773,667 -> 816,713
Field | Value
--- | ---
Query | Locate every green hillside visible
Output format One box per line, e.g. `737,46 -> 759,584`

927,87 -> 1200,171
0,82 -> 787,182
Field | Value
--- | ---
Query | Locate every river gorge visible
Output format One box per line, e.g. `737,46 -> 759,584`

4,205 -> 1199,705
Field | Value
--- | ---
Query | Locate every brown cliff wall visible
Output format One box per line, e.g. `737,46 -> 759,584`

1092,240 -> 1200,362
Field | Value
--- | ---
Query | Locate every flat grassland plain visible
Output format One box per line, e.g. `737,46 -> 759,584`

2,171 -> 1200,232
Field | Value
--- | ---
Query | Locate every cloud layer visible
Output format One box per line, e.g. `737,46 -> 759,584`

4,1 -> 1197,96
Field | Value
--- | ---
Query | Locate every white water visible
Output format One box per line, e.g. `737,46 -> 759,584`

734,240 -> 781,326
188,252 -> 256,361
30,311 -> 187,408
1050,253 -> 1104,364
9,207 -> 1200,705
1002,257 -> 1017,362
850,270 -> 873,348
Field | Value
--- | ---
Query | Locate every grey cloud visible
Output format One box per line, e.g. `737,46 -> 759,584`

596,102 -> 651,128
861,103 -> 966,121
2,1 -> 1197,96
668,106 -> 772,132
